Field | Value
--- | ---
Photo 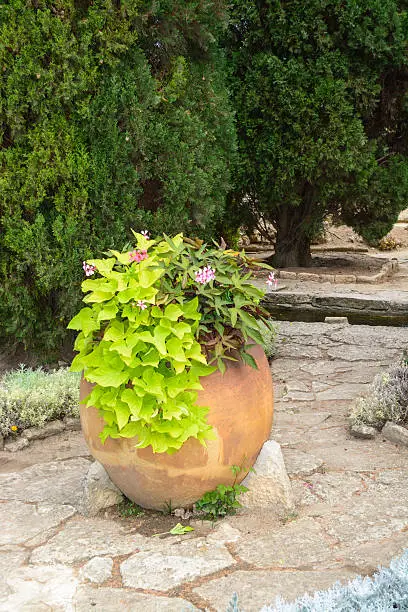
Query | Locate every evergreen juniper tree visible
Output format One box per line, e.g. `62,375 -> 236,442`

0,0 -> 236,352
225,0 -> 408,267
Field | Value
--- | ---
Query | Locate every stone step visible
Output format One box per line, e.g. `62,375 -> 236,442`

262,290 -> 408,326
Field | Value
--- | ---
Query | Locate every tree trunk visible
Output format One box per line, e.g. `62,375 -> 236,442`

271,206 -> 313,268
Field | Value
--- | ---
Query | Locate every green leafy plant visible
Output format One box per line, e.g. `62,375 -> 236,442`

194,464 -> 249,520
0,366 -> 80,437
118,498 -> 145,518
194,483 -> 248,521
153,523 -> 194,537
69,232 -> 275,454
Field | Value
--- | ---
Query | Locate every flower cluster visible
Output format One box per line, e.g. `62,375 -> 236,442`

130,249 -> 148,263
266,271 -> 278,289
195,266 -> 216,285
141,230 -> 150,239
137,300 -> 147,310
83,261 -> 96,277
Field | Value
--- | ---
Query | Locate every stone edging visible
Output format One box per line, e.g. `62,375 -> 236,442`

274,258 -> 398,284
1,417 -> 81,452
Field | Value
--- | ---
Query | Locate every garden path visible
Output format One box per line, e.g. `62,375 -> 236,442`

1,321 -> 408,611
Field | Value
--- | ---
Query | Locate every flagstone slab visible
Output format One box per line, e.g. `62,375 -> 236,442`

0,501 -> 76,546
335,532 -> 408,573
322,493 -> 408,545
74,587 -> 197,612
301,439 -> 408,470
235,518 -> 334,569
282,449 -> 324,477
0,458 -> 91,506
0,564 -> 78,611
0,546 -> 29,601
80,556 -> 113,584
30,518 -> 145,564
195,568 -> 358,612
120,538 -> 235,590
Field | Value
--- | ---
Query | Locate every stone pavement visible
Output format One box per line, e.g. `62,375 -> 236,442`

1,322 -> 408,611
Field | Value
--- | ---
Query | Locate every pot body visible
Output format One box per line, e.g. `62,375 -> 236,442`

80,344 -> 273,510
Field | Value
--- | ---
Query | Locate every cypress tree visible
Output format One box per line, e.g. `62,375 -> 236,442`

0,0 -> 236,352
225,0 -> 408,267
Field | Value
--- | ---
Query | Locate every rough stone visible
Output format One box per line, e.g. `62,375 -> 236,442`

382,421 -> 408,447
23,419 -> 66,441
78,460 -> 124,516
323,495 -> 408,545
206,522 -> 241,545
324,316 -> 348,324
240,441 -> 294,511
350,424 -> 377,439
120,538 -> 235,590
327,345 -> 398,362
298,272 -> 320,282
335,275 -> 356,283
80,556 -> 113,583
31,518 -> 145,564
315,382 -> 367,401
303,438 -> 408,471
336,532 -> 408,574
235,518 -> 333,568
320,274 -> 335,282
4,436 -> 29,452
74,587 -> 197,611
0,564 -> 78,611
294,472 -> 366,507
195,568 -> 358,612
0,435 -> 4,451
279,271 -> 297,280
0,501 -> 76,546
0,457 -> 91,506
372,271 -> 387,282
63,417 -> 81,431
282,449 -> 324,477
356,275 -> 376,283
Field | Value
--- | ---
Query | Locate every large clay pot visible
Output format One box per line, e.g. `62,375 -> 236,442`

80,344 -> 273,510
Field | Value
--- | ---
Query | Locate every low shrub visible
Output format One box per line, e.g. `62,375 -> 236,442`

350,361 -> 408,430
259,321 -> 278,359
378,236 -> 401,251
0,366 -> 80,437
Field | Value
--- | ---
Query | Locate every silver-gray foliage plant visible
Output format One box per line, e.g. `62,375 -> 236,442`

227,548 -> 408,611
0,365 -> 80,437
350,362 -> 408,430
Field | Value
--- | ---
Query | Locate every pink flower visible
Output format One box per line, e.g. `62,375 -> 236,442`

141,230 -> 150,240
129,249 -> 148,263
83,261 -> 96,276
136,300 -> 147,310
195,266 -> 216,285
266,271 -> 278,289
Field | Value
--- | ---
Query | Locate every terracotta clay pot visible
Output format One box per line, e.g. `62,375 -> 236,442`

80,343 -> 273,510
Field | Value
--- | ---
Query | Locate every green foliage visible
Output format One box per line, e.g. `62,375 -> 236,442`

69,232 -> 275,453
224,1 -> 408,267
194,483 -> 248,521
118,498 -> 145,518
258,320 -> 278,360
0,366 -> 80,437
0,0 -> 236,353
194,463 -> 248,520
152,523 -> 194,537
